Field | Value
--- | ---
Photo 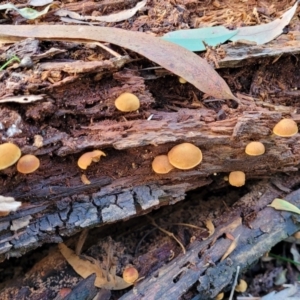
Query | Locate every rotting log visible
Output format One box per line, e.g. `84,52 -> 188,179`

1,106 -> 300,261
1,174 -> 300,299
1,37 -> 300,262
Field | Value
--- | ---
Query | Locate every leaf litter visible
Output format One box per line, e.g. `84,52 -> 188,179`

0,3 -> 53,20
268,198 -> 300,215
55,0 -> 147,23
230,1 -> 298,44
0,25 -> 239,102
58,243 -> 133,290
161,1 -> 297,51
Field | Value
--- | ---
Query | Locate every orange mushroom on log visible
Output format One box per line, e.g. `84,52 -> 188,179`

77,150 -> 106,170
0,143 -> 21,170
168,143 -> 202,170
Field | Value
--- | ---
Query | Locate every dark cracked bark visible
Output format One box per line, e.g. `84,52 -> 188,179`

1,174 -> 300,299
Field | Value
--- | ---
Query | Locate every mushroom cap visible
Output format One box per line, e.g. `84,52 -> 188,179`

115,92 -> 140,112
168,143 -> 202,170
122,267 -> 139,284
273,118 -> 298,137
235,279 -> 248,293
0,143 -> 21,170
77,150 -> 106,170
228,171 -> 245,187
17,154 -> 40,174
179,77 -> 187,84
245,141 -> 265,156
152,155 -> 174,174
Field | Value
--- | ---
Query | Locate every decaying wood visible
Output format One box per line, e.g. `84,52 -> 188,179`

0,107 -> 299,261
1,174 -> 300,299
218,31 -> 300,69
0,0 -> 300,298
120,176 -> 300,299
1,35 -> 300,262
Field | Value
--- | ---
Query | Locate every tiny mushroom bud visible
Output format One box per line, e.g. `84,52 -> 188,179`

168,143 -> 202,170
152,155 -> 174,174
77,150 -> 106,170
0,143 -> 21,170
179,77 -> 187,84
215,293 -> 224,300
115,92 -> 140,112
17,154 -> 40,174
235,279 -> 247,292
123,266 -> 139,284
229,171 -> 245,187
273,118 -> 298,137
245,141 -> 265,156
293,231 -> 300,239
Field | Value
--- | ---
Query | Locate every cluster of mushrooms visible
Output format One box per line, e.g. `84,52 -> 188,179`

0,97 -> 298,190
0,143 -> 40,174
152,118 -> 299,187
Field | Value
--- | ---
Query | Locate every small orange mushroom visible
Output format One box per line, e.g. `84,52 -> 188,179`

115,92 -> 140,112
245,141 -> 265,156
77,150 -> 106,170
122,266 -> 139,284
168,143 -> 202,170
17,154 -> 40,174
235,279 -> 248,292
228,171 -> 245,187
0,143 -> 21,170
273,118 -> 298,137
179,77 -> 187,84
152,155 -> 174,174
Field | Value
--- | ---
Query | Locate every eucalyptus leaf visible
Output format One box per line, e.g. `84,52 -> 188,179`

268,198 -> 300,215
0,25 -> 240,101
161,26 -> 238,51
230,1 -> 298,44
0,3 -> 52,20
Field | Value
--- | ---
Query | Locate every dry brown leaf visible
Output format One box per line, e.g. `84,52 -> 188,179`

55,0 -> 147,23
0,25 -> 238,101
230,1 -> 298,44
221,234 -> 240,261
58,243 -> 132,290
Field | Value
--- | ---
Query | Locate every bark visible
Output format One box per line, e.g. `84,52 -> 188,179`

1,174 -> 300,299
0,37 -> 300,264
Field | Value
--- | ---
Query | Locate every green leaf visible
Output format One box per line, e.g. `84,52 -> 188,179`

0,3 -> 52,20
268,198 -> 300,215
161,26 -> 238,51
